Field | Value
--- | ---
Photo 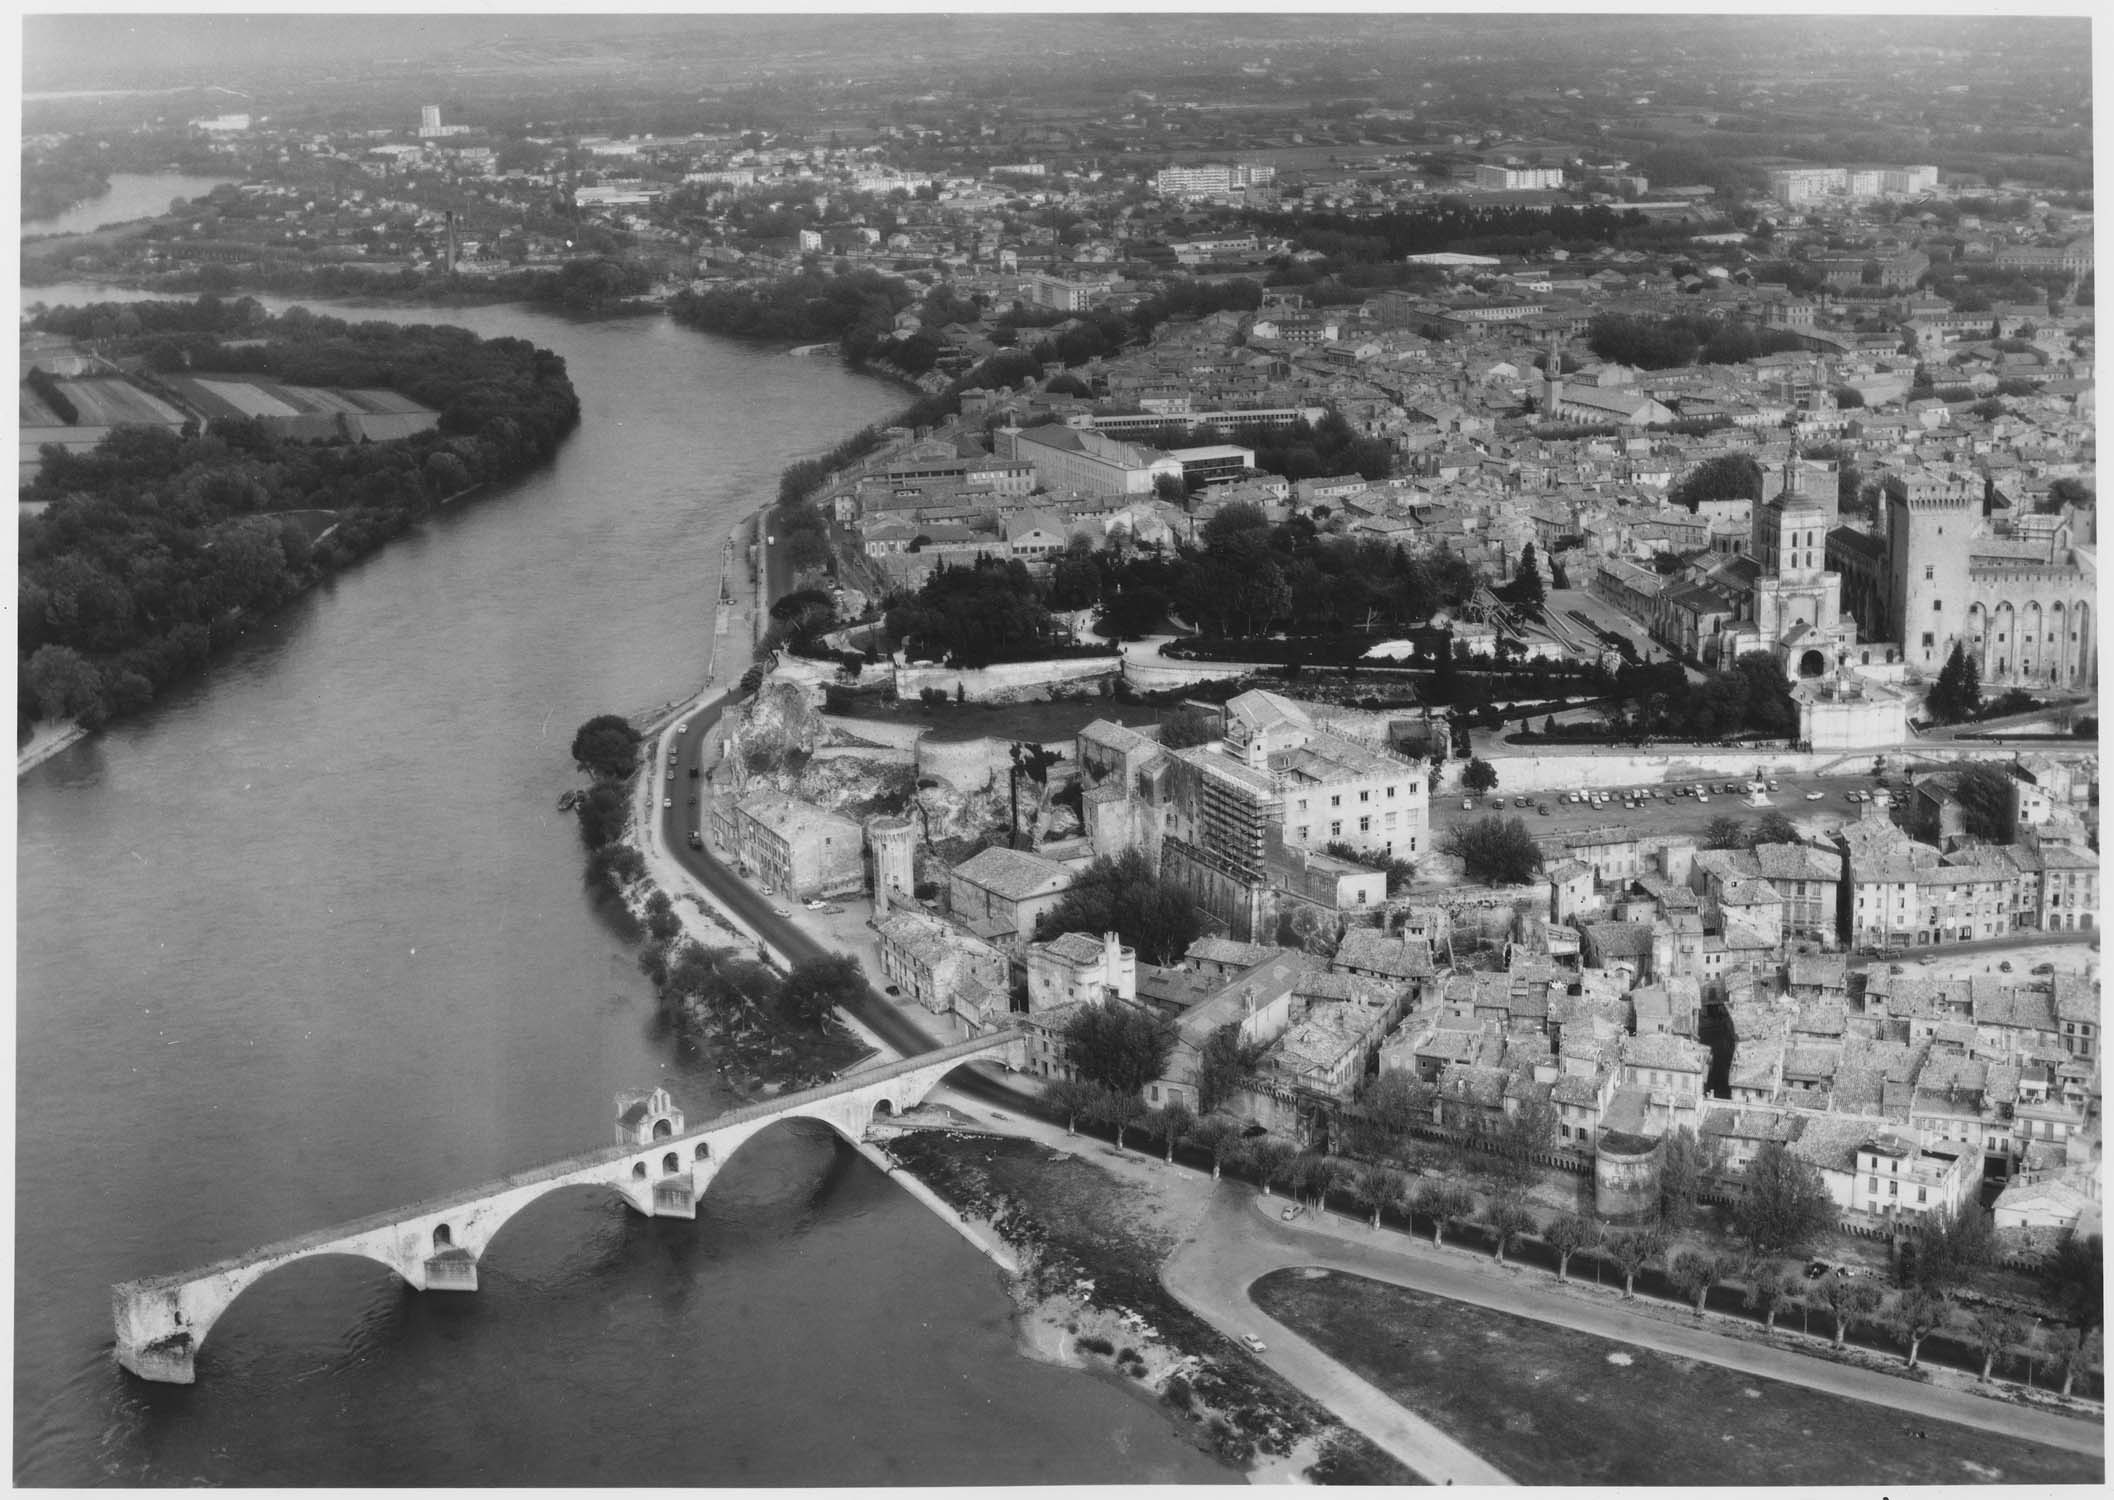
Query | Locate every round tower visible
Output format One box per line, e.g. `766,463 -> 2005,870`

866,816 -> 917,916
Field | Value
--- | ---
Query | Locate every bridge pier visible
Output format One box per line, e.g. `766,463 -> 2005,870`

111,1029 -> 1025,1383
117,1331 -> 198,1385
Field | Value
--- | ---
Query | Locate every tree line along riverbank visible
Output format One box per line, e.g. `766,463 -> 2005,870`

17,296 -> 580,739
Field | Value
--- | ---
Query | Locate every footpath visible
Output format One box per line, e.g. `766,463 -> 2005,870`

912,1081 -> 2103,1477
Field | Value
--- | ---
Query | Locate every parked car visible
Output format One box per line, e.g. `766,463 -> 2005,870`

1999,960 -> 2014,973
1462,798 -> 1474,810
1515,797 -> 1530,808
1490,798 -> 1505,810
1766,780 -> 1779,791
805,899 -> 827,911
1537,804 -> 1551,815
2032,962 -> 2057,976
1805,790 -> 1825,801
687,831 -> 702,849
772,905 -> 791,918
1279,1206 -> 1301,1222
1696,793 -> 1710,804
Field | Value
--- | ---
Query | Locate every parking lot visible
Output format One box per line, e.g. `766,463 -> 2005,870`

1432,766 -> 1901,846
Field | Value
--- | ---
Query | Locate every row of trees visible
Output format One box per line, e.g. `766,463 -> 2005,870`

1037,1069 -> 2104,1389
20,300 -> 581,733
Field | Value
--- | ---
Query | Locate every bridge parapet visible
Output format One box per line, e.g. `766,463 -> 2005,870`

112,1028 -> 1024,1383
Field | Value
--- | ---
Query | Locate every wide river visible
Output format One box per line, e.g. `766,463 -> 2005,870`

15,278 -> 1230,1485
22,173 -> 236,237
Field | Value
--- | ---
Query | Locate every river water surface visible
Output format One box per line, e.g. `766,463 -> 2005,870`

14,275 -> 1230,1484
22,173 -> 236,236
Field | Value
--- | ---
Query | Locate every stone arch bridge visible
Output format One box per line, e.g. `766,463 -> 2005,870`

113,1030 -> 1023,1383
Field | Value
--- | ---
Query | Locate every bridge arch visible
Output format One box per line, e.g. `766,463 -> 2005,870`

115,1029 -> 1027,1384
124,1245 -> 420,1377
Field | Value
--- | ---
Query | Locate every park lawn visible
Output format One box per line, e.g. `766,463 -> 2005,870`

1251,1269 -> 2099,1488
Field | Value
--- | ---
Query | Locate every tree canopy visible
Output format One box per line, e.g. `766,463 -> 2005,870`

885,557 -> 1058,667
1731,1141 -> 1837,1256
1033,847 -> 1201,965
1441,815 -> 1543,886
1671,454 -> 1765,512
1063,1001 -> 1177,1099
19,300 -> 579,731
1926,640 -> 1984,725
571,714 -> 642,781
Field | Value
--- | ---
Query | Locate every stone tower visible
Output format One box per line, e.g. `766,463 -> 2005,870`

866,816 -> 917,916
1885,473 -> 1977,676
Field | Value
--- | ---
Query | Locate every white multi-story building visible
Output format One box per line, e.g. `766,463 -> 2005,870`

1220,690 -> 1430,863
1473,164 -> 1564,191
1152,161 -> 1275,198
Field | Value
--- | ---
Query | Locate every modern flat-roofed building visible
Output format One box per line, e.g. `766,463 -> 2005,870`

1002,423 -> 1184,496
1474,164 -> 1564,191
1152,161 -> 1275,198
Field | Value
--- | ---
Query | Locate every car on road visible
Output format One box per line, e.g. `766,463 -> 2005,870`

1241,1334 -> 1268,1353
1767,780 -> 1779,791
1805,790 -> 1825,801
1462,798 -> 1473,810
772,905 -> 791,918
677,724 -> 686,734
663,797 -> 673,808
766,533 -> 776,544
687,831 -> 702,849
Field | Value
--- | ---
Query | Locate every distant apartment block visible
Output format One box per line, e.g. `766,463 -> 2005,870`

1152,162 -> 1276,198
1768,163 -> 1937,205
1474,164 -> 1564,191
1020,272 -> 1115,312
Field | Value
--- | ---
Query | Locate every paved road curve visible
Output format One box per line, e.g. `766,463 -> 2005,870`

1164,1186 -> 2104,1465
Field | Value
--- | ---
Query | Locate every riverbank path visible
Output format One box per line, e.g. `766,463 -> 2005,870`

1168,1187 -> 2105,1464
918,1084 -> 2103,1474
